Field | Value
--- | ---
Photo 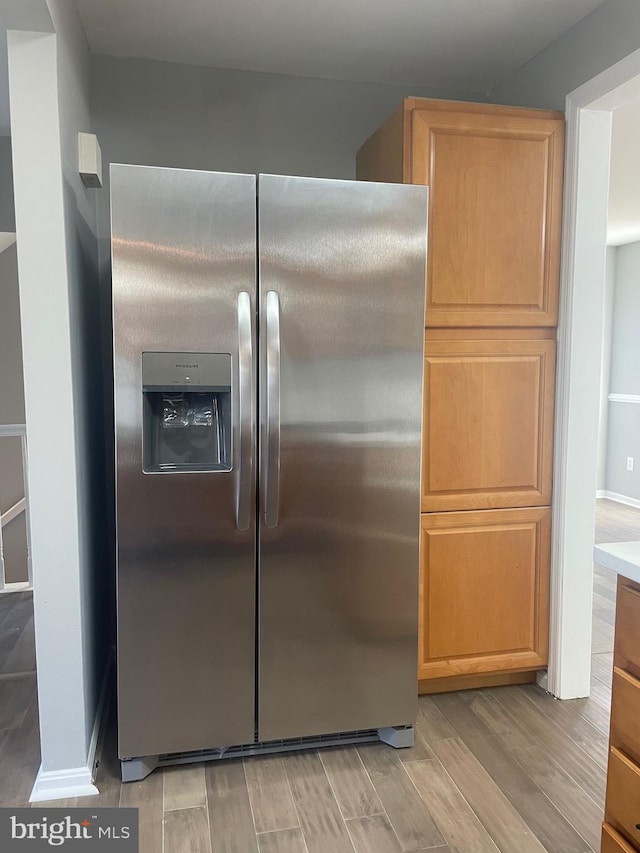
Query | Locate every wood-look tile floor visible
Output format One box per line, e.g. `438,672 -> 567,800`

0,590 -> 40,808
0,500 -> 632,851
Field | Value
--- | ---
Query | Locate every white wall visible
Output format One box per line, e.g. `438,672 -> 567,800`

8,25 -> 87,773
608,94 -> 640,245
7,0 -> 108,792
490,0 -> 640,109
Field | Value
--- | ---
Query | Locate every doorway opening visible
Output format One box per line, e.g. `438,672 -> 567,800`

549,48 -> 640,700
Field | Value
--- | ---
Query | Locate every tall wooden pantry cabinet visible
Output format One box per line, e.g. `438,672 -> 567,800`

357,98 -> 564,693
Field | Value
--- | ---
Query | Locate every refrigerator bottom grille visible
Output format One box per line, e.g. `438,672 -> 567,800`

120,726 -> 414,781
159,729 -> 381,768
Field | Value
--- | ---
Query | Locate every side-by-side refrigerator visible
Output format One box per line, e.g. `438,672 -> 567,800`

111,165 -> 428,781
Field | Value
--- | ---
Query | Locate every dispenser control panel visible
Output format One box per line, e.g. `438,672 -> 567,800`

142,351 -> 231,392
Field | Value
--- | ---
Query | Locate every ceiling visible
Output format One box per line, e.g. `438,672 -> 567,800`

75,0 -> 606,92
5,0 -> 639,243
608,94 -> 640,246
0,0 -> 609,137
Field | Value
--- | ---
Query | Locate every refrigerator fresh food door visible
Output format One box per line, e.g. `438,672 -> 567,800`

258,175 -> 428,740
112,165 -> 257,758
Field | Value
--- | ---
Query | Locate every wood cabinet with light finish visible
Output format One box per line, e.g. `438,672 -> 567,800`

357,99 -> 563,691
357,99 -> 564,328
422,331 -> 556,512
606,748 -> 640,849
602,576 -> 640,852
614,583 -> 640,679
610,667 -> 640,767
602,824 -> 638,853
418,507 -> 550,683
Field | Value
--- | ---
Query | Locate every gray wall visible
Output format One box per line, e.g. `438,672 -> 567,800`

490,0 -> 640,109
91,54 -> 483,181
0,240 -> 25,425
597,246 -> 616,492
609,242 -> 640,394
605,241 -> 640,499
90,53 -> 484,265
51,0 -> 110,756
0,136 -> 15,231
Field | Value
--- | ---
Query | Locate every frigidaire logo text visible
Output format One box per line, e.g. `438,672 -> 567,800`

10,814 -> 131,846
176,363 -> 198,368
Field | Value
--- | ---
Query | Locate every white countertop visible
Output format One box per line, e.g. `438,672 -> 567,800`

594,541 -> 640,585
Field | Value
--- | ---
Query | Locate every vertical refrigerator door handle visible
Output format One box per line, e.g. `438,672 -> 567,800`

264,290 -> 281,528
236,291 -> 253,531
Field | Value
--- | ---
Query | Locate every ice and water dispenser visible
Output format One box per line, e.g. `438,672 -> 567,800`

142,352 -> 232,473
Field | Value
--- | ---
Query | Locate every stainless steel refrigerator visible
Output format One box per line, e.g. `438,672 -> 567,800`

111,165 -> 428,781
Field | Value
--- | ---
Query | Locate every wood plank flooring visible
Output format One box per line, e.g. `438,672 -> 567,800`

0,500 -> 633,850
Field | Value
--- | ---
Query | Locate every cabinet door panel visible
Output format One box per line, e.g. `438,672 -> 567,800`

422,338 -> 556,511
614,582 -> 640,680
411,107 -> 563,327
611,667 -> 640,768
605,748 -> 640,849
418,508 -> 550,681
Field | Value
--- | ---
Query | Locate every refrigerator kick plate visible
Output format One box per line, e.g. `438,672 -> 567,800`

120,726 -> 415,782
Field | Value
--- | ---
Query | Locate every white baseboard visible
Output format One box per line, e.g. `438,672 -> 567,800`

608,393 -> 640,405
600,490 -> 640,509
30,649 -> 114,803
0,582 -> 31,594
595,490 -> 607,499
30,766 -> 99,802
536,670 -> 549,692
0,233 -> 16,254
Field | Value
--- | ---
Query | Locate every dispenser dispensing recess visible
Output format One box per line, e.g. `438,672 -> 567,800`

142,352 -> 232,473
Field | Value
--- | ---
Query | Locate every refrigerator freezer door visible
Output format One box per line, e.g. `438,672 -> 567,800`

258,175 -> 427,740
112,165 -> 257,758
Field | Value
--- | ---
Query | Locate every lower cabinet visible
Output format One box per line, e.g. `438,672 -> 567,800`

605,748 -> 640,849
602,576 -> 640,852
602,824 -> 638,853
418,507 -> 550,686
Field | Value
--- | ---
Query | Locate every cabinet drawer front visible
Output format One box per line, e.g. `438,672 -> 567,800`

602,823 -> 637,853
615,583 -> 640,678
422,338 -> 555,511
418,507 -> 550,680
606,747 -> 640,848
611,668 -> 640,767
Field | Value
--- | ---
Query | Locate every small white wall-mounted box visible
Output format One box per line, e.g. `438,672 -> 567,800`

78,132 -> 102,188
